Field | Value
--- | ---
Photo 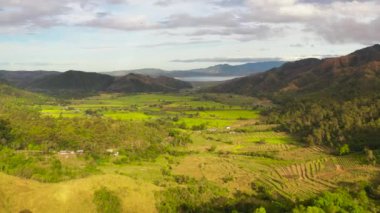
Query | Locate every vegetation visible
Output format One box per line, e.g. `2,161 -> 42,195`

266,96 -> 380,150
93,187 -> 122,213
293,185 -> 379,212
1,44 -> 380,213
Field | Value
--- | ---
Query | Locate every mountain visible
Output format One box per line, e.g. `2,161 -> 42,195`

105,69 -> 167,77
168,61 -> 285,77
105,61 -> 284,78
205,45 -> 380,99
0,70 -> 59,87
28,70 -> 114,93
107,73 -> 192,93
17,71 -> 192,96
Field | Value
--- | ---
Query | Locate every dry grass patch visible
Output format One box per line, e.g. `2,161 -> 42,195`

0,173 -> 159,213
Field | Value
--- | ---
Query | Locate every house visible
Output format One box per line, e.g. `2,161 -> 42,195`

58,150 -> 76,158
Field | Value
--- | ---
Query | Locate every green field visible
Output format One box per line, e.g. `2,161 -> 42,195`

1,93 -> 379,213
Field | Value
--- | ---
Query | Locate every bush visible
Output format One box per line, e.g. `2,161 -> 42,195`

93,187 -> 122,213
0,118 -> 12,146
207,145 -> 217,152
192,123 -> 207,131
339,144 -> 350,155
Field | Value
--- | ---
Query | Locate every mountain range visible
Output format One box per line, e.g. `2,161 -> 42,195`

104,61 -> 284,77
0,71 -> 192,96
205,44 -> 380,99
2,45 -> 380,99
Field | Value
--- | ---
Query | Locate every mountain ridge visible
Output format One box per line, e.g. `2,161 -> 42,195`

205,44 -> 380,99
104,61 -> 284,77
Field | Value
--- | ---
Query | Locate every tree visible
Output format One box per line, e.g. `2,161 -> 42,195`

93,187 -> 122,213
365,148 -> 377,166
0,119 -> 12,146
254,207 -> 266,213
339,144 -> 350,155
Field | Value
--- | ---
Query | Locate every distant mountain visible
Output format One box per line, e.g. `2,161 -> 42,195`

28,70 -> 114,93
105,61 -> 284,78
205,45 -> 380,99
0,70 -> 59,87
168,61 -> 285,77
106,69 -> 167,77
107,73 -> 192,93
10,71 -> 192,96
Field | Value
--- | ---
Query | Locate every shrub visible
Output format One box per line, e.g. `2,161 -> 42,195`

93,187 -> 122,213
339,144 -> 350,155
192,123 -> 207,131
0,118 -> 12,146
207,145 -> 217,152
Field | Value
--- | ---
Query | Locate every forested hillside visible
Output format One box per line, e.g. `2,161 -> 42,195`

1,71 -> 193,97
107,73 -> 192,93
207,44 -> 380,99
206,45 -> 380,152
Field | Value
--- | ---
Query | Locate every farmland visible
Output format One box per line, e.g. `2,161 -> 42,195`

0,92 -> 378,212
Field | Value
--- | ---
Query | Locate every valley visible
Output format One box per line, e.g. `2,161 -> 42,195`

1,0 -> 380,212
0,91 -> 378,212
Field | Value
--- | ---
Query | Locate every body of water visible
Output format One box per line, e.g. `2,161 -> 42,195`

175,76 -> 242,82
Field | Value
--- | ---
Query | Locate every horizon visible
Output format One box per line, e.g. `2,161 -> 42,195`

2,44 -> 379,73
0,0 -> 379,71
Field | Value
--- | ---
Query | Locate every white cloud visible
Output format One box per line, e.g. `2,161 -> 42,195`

0,0 -> 378,44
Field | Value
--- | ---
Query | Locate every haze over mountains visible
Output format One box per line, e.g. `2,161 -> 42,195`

1,45 -> 380,98
0,61 -> 283,96
206,44 -> 380,99
104,61 -> 284,77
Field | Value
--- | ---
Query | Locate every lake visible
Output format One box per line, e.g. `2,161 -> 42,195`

175,76 -> 242,82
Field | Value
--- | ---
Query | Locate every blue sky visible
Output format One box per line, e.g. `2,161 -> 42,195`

0,0 -> 378,71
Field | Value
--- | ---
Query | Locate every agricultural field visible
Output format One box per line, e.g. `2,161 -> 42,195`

0,93 -> 379,212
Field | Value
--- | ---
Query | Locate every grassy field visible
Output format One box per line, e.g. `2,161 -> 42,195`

1,93 -> 379,212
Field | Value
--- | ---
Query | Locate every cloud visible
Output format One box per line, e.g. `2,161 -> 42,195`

0,0 -> 378,45
161,12 -> 243,28
241,0 -> 380,44
171,57 -> 283,63
155,0 -> 245,7
84,15 -> 156,31
139,40 -> 219,47
310,17 -> 380,44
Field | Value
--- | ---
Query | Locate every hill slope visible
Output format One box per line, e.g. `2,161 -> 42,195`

107,73 -> 192,93
206,45 -> 380,99
22,71 -> 192,95
28,70 -> 114,92
0,71 -> 59,87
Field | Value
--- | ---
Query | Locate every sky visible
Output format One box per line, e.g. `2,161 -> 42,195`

0,0 -> 379,71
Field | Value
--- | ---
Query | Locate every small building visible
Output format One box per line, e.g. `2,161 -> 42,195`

58,150 -> 76,158
106,149 -> 114,153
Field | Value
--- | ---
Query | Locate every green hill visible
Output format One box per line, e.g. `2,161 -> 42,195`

21,71 -> 192,96
107,73 -> 192,93
28,70 -> 114,92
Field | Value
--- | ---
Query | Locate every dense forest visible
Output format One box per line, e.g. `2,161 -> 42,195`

266,96 -> 380,152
